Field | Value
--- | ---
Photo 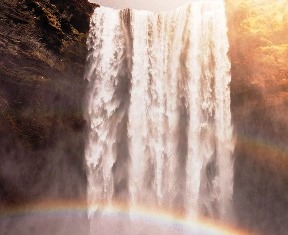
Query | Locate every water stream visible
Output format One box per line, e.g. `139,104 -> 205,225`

84,1 -> 234,233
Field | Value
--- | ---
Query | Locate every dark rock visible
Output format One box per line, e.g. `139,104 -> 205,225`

0,0 -> 97,207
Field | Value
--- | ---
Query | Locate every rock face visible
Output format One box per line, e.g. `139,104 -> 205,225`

227,1 -> 288,234
1,0 -> 288,234
0,0 -> 97,205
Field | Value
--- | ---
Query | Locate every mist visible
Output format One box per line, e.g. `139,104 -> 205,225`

89,0 -> 191,11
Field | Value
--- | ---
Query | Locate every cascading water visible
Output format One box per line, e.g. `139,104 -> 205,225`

84,1 -> 234,233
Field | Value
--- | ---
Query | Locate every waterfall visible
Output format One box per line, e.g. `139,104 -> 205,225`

84,0 -> 234,229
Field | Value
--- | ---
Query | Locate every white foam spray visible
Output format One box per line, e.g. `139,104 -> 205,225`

84,1 -> 234,233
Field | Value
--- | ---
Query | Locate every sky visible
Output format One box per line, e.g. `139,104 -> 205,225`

90,0 -> 191,11
90,0 -> 288,13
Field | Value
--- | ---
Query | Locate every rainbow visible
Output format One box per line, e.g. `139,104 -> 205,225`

0,200 -> 251,235
237,134 -> 288,159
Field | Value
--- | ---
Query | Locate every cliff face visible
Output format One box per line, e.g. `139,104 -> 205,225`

227,1 -> 288,234
0,0 -> 97,205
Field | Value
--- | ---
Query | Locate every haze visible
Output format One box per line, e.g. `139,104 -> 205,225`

90,0 -> 191,11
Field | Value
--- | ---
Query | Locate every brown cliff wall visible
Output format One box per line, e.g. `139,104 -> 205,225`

227,1 -> 288,234
0,0 -> 97,205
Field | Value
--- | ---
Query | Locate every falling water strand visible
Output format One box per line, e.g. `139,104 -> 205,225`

84,1 -> 234,224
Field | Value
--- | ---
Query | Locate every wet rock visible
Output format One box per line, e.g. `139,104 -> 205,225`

0,0 -> 97,206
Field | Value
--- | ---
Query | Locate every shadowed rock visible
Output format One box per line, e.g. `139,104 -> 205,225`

0,0 -> 97,207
